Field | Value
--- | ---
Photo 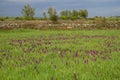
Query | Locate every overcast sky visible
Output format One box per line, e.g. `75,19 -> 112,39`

0,0 -> 120,17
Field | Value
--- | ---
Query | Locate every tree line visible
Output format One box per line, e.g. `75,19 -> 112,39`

60,9 -> 88,19
21,4 -> 88,21
1,4 -> 120,21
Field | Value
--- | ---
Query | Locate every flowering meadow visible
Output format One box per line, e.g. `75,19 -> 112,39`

0,29 -> 120,80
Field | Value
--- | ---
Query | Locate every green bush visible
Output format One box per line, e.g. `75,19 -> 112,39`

0,17 -> 5,21
50,15 -> 58,22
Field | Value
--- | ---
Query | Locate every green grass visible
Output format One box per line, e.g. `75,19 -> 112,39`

0,29 -> 120,80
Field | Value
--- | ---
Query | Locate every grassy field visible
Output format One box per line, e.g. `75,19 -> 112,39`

0,29 -> 120,80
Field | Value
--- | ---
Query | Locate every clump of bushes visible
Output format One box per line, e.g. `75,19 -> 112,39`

0,17 -> 5,21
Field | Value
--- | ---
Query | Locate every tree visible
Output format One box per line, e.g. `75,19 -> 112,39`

47,7 -> 58,22
79,9 -> 88,18
60,10 -> 68,20
71,10 -> 79,20
60,9 -> 88,20
21,4 -> 35,20
43,11 -> 47,19
60,10 -> 73,19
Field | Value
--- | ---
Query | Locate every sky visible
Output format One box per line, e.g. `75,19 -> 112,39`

0,0 -> 120,17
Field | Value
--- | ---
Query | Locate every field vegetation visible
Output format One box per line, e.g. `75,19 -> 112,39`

0,29 -> 120,80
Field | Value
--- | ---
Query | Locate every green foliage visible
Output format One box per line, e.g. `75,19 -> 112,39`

72,10 -> 79,18
0,30 -> 120,80
61,16 -> 68,20
43,11 -> 47,19
47,7 -> 58,22
0,16 -> 17,21
15,17 -> 23,20
60,9 -> 88,20
48,7 -> 57,17
0,17 -> 5,21
60,10 -> 72,19
50,15 -> 58,22
79,9 -> 88,18
21,4 -> 35,20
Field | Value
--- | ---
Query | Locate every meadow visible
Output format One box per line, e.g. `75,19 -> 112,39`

0,29 -> 120,80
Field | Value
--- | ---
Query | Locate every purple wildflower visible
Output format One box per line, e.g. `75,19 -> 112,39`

84,59 -> 88,64
74,52 -> 78,58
